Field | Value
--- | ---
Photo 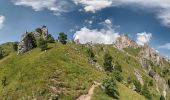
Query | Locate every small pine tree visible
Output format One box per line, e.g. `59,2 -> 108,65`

127,77 -> 133,84
141,84 -> 152,100
47,34 -> 55,43
112,70 -> 123,82
12,42 -> 18,51
102,78 -> 119,99
168,79 -> 170,88
133,80 -> 141,93
0,47 -> 4,59
86,48 -> 95,61
1,76 -> 7,87
37,38 -> 48,51
103,53 -> 113,72
114,62 -> 122,72
160,95 -> 165,100
58,32 -> 67,44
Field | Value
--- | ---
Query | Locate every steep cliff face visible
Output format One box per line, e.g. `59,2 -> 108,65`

17,26 -> 48,55
113,35 -> 138,49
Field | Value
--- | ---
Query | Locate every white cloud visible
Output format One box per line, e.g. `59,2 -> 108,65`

136,32 -> 152,45
74,27 -> 120,44
74,19 -> 120,44
105,19 -> 112,24
159,43 -> 170,50
0,15 -> 5,29
73,0 -> 112,13
12,0 -> 73,15
73,0 -> 170,27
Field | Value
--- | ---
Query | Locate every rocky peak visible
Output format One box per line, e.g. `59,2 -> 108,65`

17,26 -> 48,55
113,34 -> 138,49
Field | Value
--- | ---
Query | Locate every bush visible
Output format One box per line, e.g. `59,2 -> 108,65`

103,53 -> 113,72
141,84 -> 152,100
86,48 -> 95,61
102,78 -> 119,99
148,80 -> 154,87
58,32 -> 67,45
47,34 -> 55,43
0,47 -> 4,59
160,95 -> 165,100
114,62 -> 122,72
168,79 -> 170,88
1,76 -> 7,87
37,38 -> 48,51
12,42 -> 18,51
112,70 -> 123,82
127,77 -> 133,84
133,80 -> 141,93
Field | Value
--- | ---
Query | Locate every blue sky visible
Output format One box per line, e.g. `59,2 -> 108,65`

0,0 -> 170,58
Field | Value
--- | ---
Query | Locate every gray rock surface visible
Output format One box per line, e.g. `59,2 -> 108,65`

113,34 -> 138,49
17,26 -> 48,55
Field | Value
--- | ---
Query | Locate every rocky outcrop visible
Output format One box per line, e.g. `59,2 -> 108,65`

17,26 -> 48,55
113,34 -> 138,49
139,44 -> 162,66
153,74 -> 168,98
134,69 -> 144,85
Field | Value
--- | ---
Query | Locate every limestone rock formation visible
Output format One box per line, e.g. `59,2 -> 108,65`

139,44 -> 162,66
113,34 -> 138,49
17,26 -> 48,55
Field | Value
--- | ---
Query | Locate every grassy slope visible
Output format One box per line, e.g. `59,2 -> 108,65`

92,83 -> 145,100
0,42 -> 166,99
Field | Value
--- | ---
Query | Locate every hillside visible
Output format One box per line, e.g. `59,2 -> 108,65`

0,41 -> 170,99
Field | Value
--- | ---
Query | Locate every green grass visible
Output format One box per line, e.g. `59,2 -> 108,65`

0,42 -> 169,99
124,47 -> 141,57
92,83 -> 145,100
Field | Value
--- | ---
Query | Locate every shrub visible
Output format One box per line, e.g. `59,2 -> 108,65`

114,62 -> 122,72
160,95 -> 165,100
141,84 -> 152,100
133,80 -> 141,93
168,79 -> 170,88
0,47 -> 4,59
37,38 -> 48,51
86,48 -> 95,61
102,78 -> 119,99
112,70 -> 123,82
103,53 -> 113,72
127,77 -> 133,84
47,34 -> 55,43
1,76 -> 7,87
12,42 -> 18,51
58,32 -> 67,45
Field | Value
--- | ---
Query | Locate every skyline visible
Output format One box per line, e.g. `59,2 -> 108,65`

0,0 -> 170,58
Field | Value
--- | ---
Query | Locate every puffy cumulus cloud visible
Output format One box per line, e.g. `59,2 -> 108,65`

159,43 -> 170,50
73,0 -> 112,13
74,19 -> 120,44
136,32 -> 152,45
0,15 -> 5,29
105,19 -> 112,24
74,27 -> 120,44
12,0 -> 73,15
